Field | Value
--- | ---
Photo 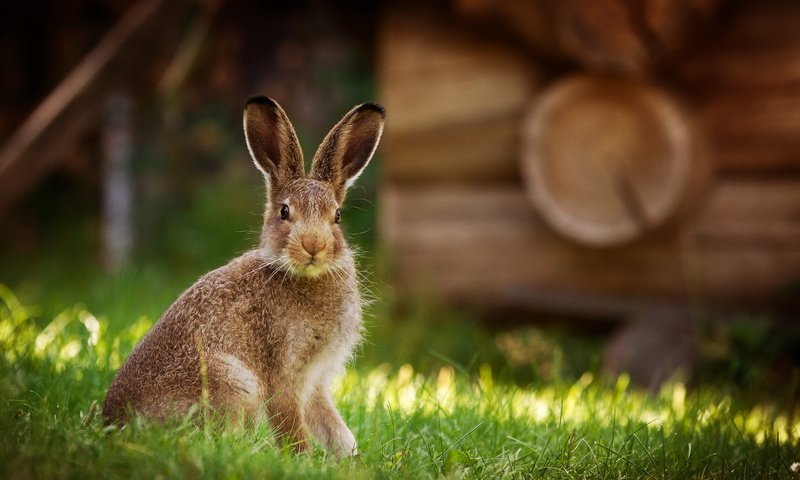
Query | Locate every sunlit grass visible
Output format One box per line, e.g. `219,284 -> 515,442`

1,285 -> 799,479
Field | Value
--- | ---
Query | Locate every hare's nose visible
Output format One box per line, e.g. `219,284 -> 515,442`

301,235 -> 326,257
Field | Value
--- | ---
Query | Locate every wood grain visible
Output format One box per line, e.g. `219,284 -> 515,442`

379,4 -> 539,183
454,0 -> 723,73
381,181 -> 800,306
520,75 -> 709,246
676,0 -> 800,172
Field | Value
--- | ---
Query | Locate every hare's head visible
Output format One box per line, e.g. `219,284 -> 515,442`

243,97 -> 384,278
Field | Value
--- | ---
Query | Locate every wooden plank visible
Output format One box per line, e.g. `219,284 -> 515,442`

378,4 -> 539,183
676,1 -> 800,172
678,2 -> 800,89
700,91 -> 800,171
0,0 -> 194,216
380,179 -> 800,306
383,116 -> 521,184
381,47 -> 536,134
454,0 -> 723,73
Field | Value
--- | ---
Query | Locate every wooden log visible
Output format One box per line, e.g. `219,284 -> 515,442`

677,1 -> 800,90
380,181 -> 800,306
0,0 -> 195,216
557,0 -> 723,73
675,1 -> 800,172
379,3 -> 539,183
453,0 -> 724,73
453,0 -> 563,60
384,116 -> 522,184
521,75 -> 710,246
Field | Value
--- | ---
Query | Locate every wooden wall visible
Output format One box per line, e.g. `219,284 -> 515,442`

378,1 -> 800,312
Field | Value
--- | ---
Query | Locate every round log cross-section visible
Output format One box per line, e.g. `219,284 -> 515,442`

521,75 -> 708,247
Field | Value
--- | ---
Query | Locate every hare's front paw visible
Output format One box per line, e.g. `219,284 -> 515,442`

334,426 -> 357,460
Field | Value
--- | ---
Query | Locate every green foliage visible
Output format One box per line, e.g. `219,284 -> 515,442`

362,294 -> 603,385
1,286 -> 798,479
1,92 -> 798,476
694,315 -> 800,407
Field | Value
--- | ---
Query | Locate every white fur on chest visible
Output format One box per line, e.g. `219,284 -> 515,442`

298,301 -> 361,406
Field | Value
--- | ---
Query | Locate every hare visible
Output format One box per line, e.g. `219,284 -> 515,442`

103,97 -> 385,460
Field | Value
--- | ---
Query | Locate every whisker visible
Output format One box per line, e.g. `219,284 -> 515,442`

347,226 -> 374,236
265,257 -> 288,284
279,260 -> 293,287
244,260 -> 270,277
330,265 -> 350,294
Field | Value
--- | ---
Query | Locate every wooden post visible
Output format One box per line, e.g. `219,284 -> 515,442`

101,91 -> 134,271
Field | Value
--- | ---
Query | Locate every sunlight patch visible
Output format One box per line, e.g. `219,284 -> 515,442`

80,312 -> 100,346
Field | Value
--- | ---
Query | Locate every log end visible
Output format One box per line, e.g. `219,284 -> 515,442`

521,75 -> 710,247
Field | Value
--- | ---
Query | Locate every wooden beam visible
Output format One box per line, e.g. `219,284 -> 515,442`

453,0 -> 724,72
379,3 -> 539,184
380,180 -> 800,308
676,1 -> 800,172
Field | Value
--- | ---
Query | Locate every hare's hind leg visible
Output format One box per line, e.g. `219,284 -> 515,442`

304,385 -> 357,460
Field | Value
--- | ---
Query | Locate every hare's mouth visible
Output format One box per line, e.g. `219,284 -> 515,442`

300,263 -> 328,278
288,258 -> 329,279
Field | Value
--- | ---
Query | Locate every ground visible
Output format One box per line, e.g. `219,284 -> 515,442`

1,283 -> 798,479
1,167 -> 798,479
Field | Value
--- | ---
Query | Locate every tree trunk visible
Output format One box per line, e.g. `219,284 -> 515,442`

101,90 -> 134,271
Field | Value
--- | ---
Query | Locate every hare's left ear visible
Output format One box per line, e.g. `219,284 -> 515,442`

243,97 -> 304,194
310,103 -> 385,202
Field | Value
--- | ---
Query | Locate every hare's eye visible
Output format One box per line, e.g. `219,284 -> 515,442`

334,208 -> 341,224
280,204 -> 290,220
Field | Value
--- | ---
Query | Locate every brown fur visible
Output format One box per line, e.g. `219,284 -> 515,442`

103,97 -> 385,460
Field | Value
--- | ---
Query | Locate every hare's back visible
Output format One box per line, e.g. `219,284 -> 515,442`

104,251 -> 269,421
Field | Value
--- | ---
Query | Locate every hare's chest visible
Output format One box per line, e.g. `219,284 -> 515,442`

294,300 -> 360,364
293,300 -> 361,401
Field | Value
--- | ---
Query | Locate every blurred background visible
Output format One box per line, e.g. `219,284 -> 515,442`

1,0 -> 799,397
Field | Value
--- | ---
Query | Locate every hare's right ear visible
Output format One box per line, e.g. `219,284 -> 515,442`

243,97 -> 304,190
310,103 -> 385,203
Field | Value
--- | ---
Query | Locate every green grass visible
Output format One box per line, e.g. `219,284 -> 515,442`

2,285 -> 799,479
2,135 -> 799,477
